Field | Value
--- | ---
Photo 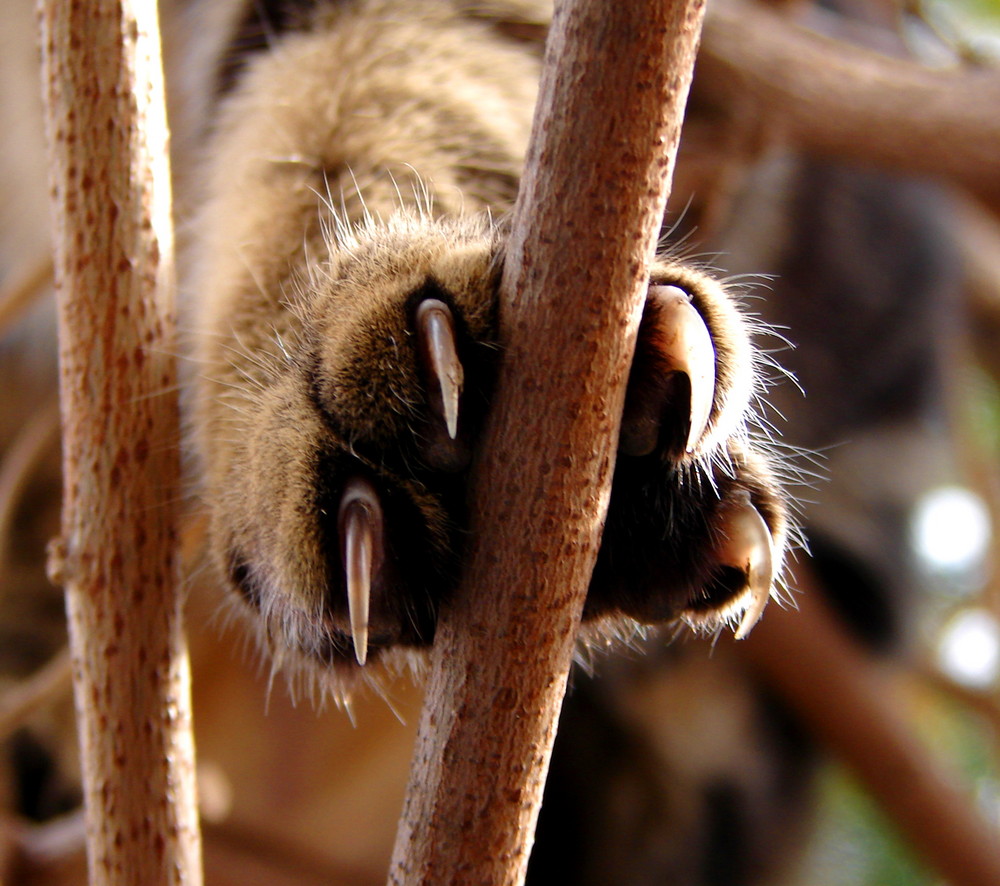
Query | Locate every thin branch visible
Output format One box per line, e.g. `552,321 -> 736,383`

0,645 -> 72,742
37,0 -> 202,883
0,396 -> 60,585
0,256 -> 53,339
388,0 -> 706,882
698,0 -> 1000,197
7,808 -> 87,869
955,199 -> 1000,384
739,564 -> 1000,886
916,661 -> 1000,739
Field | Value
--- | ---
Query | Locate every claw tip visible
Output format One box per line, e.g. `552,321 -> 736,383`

340,478 -> 382,668
417,299 -> 463,440
719,498 -> 775,640
647,286 -> 715,454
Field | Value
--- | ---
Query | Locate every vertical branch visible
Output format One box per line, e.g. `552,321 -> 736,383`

389,0 -> 706,883
37,1 -> 202,884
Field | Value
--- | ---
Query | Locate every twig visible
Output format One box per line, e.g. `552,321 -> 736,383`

739,564 -> 1000,886
916,661 -> 1000,741
0,256 -> 53,339
9,807 -> 87,866
0,396 -> 60,585
388,0 -> 706,882
0,645 -> 72,742
37,0 -> 202,883
955,199 -> 1000,385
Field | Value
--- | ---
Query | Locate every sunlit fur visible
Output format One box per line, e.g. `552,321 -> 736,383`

182,0 -> 789,700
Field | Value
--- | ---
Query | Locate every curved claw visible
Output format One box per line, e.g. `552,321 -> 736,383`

338,477 -> 384,665
416,299 -> 464,439
716,495 -> 775,640
648,285 -> 716,452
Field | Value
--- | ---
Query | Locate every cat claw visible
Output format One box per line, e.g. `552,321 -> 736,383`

338,477 -> 384,665
648,285 -> 716,453
416,298 -> 463,439
716,495 -> 775,640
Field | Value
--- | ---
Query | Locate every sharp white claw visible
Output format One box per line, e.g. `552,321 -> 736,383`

338,477 -> 383,666
650,285 -> 716,453
416,299 -> 463,439
716,495 -> 775,640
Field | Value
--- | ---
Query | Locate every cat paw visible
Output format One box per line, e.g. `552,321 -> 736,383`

205,216 -> 504,677
588,264 -> 788,640
204,217 -> 787,682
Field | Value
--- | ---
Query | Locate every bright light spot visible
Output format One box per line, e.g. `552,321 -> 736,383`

911,485 -> 991,574
938,608 -> 1000,689
976,778 -> 1000,827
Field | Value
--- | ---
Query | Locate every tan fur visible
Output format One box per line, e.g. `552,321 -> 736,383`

182,0 -> 786,695
0,2 -> 964,881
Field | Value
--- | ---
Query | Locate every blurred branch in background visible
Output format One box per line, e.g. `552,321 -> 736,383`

0,259 -> 52,340
3,0 -> 1000,883
739,565 -> 1000,886
699,0 -> 1000,200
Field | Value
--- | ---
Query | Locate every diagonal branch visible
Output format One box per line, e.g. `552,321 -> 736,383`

388,0 -> 707,882
698,0 -> 1000,197
740,564 -> 1000,886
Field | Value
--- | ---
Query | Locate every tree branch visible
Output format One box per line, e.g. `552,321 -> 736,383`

388,0 -> 706,882
698,0 -> 1000,197
37,0 -> 202,883
0,256 -> 53,339
739,564 -> 1000,886
0,646 -> 71,743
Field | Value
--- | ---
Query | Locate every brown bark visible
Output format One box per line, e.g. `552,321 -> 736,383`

388,0 -> 706,883
699,0 -> 1000,198
37,0 -> 202,884
740,564 -> 1000,886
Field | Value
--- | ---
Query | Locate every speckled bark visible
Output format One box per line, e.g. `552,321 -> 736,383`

388,1 -> 706,883
37,0 -> 202,883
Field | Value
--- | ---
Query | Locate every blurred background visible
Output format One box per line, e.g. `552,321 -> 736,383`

2,0 -> 1000,883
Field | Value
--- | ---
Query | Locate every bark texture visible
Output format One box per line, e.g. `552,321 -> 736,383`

37,0 -> 202,883
388,0 -> 706,883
